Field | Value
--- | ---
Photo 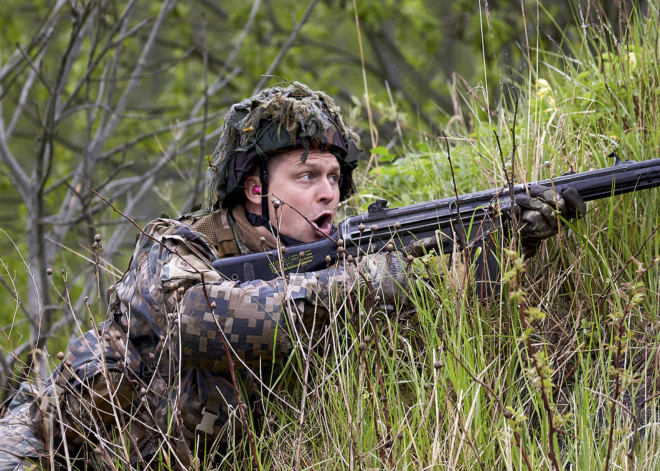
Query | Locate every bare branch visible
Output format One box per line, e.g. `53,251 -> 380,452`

189,0 -> 260,118
0,102 -> 30,200
88,0 -> 178,158
5,50 -> 46,139
0,0 -> 67,83
15,44 -> 52,96
56,0 -> 141,119
96,110 -> 225,162
47,0 -> 178,265
35,1 -> 93,192
252,0 -> 320,94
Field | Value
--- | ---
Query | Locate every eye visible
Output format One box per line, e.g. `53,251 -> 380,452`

300,173 -> 313,182
328,174 -> 339,184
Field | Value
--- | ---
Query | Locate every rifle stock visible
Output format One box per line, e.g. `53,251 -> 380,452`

212,156 -> 660,283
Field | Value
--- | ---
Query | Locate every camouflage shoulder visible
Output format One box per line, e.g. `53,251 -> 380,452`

129,217 -> 216,263
135,218 -> 186,242
177,204 -> 213,224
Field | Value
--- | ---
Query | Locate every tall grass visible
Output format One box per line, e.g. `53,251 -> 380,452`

5,3 -> 660,471
237,4 -> 660,470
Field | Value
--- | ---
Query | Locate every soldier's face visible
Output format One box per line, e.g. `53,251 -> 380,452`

246,149 -> 341,243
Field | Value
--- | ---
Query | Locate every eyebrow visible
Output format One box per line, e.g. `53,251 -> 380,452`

292,160 -> 340,171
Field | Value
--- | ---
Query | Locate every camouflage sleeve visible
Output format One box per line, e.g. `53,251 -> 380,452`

171,251 -> 410,373
122,220 -> 345,373
174,268 -> 347,373
126,219 -> 408,375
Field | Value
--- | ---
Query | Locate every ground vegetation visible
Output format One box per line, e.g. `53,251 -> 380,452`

0,0 -> 658,469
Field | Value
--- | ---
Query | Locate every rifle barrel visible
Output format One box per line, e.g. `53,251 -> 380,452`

344,157 -> 660,244
532,157 -> 660,202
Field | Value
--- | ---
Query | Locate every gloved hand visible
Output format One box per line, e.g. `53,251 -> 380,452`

516,185 -> 586,256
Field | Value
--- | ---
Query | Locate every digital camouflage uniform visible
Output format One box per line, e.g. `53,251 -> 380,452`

0,204 -> 407,470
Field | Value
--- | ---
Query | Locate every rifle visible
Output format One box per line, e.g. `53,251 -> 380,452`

212,154 -> 660,283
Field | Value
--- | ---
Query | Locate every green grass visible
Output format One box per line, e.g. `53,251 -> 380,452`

5,4 -> 660,471
228,5 -> 660,470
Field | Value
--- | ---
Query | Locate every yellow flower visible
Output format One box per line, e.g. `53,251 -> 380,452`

536,78 -> 553,98
536,79 -> 556,112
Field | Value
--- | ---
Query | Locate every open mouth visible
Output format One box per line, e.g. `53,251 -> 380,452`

310,212 -> 333,236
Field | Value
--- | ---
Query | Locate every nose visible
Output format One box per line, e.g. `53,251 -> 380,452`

316,176 -> 336,204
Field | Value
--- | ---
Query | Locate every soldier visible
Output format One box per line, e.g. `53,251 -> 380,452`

0,83 -> 585,470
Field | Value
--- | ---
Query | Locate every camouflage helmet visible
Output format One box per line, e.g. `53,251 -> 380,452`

207,83 -> 363,208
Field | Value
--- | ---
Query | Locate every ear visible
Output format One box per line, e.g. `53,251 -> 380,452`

243,174 -> 262,205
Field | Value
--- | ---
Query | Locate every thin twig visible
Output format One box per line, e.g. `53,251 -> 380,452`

56,0 -> 140,119
494,131 -> 517,231
252,0 -> 320,94
442,130 -> 467,255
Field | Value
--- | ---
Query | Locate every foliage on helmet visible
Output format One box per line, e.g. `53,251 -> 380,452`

207,82 -> 362,208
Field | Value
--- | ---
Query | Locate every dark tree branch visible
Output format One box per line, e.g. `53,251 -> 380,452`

253,0 -> 320,94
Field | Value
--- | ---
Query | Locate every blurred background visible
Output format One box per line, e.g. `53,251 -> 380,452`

0,0 -> 647,395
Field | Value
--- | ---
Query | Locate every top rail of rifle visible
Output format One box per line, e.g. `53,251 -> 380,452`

343,157 -> 660,243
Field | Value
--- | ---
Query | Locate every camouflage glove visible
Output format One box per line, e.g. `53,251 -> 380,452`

354,251 -> 409,312
516,185 -> 586,256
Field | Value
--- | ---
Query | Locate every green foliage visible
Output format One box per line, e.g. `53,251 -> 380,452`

2,1 -> 660,470
281,4 -> 660,470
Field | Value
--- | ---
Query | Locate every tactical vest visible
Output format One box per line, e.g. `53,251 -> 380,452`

178,207 -> 241,257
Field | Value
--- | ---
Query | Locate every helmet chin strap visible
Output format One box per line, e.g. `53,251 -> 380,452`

249,159 -> 305,246
259,159 -> 270,225
245,210 -> 305,246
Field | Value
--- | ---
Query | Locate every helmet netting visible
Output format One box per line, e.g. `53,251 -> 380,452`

207,83 -> 359,208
